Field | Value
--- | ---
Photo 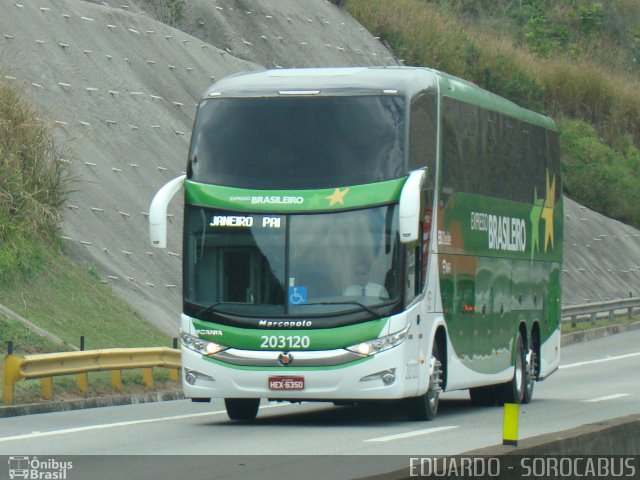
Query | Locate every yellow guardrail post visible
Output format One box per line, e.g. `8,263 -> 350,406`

76,373 -> 89,393
2,353 -> 24,406
41,377 -> 53,401
142,368 -> 154,389
111,370 -> 123,392
2,347 -> 181,403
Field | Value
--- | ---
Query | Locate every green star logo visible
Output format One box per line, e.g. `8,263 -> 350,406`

530,188 -> 543,260
530,170 -> 557,259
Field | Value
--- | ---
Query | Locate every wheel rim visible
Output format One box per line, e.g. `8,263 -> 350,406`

526,350 -> 535,392
515,341 -> 524,394
427,356 -> 442,410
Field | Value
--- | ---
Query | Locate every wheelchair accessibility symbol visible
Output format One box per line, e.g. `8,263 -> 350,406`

288,286 -> 307,305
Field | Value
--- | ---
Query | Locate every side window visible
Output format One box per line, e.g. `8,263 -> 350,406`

406,188 -> 433,305
442,96 -> 553,204
405,244 -> 418,306
441,98 -> 461,196
409,91 -> 438,189
441,98 -> 480,196
419,189 -> 433,293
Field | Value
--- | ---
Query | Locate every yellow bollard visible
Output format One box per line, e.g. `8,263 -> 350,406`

41,377 -> 53,401
502,402 -> 519,446
2,354 -> 23,405
76,373 -> 89,393
111,370 -> 123,392
142,368 -> 154,389
1,379 -> 14,406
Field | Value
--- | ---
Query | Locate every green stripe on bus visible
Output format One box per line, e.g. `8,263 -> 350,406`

191,317 -> 388,350
185,178 -> 407,212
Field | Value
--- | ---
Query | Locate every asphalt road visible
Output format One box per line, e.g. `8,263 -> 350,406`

1,330 -> 639,479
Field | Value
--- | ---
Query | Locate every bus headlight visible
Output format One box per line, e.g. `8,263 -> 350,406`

180,331 -> 228,356
346,325 -> 410,356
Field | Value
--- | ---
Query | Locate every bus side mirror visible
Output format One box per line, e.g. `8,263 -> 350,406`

149,174 -> 186,248
399,169 -> 426,244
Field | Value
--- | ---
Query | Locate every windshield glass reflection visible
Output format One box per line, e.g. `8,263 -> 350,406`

183,205 -> 400,318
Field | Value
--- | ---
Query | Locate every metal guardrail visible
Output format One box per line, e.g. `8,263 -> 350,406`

2,298 -> 639,406
2,347 -> 180,405
561,297 -> 640,328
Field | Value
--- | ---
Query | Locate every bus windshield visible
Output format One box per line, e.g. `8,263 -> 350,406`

187,95 -> 406,189
183,205 -> 401,320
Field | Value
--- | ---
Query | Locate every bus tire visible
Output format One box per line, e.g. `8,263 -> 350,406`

225,398 -> 260,421
497,332 -> 526,405
405,341 -> 442,421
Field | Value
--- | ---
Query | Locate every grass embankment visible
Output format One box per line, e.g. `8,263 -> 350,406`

0,77 -> 173,404
0,258 -> 176,405
345,0 -> 640,229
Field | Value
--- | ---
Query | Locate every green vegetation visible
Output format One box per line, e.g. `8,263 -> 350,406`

0,77 -> 173,404
344,0 -> 640,227
0,256 -> 172,352
0,256 -> 175,405
140,0 -> 185,25
560,118 -> 640,224
0,75 -> 169,348
0,255 -> 175,404
0,78 -> 68,284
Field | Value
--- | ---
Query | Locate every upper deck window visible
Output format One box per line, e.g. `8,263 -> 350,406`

188,95 -> 406,189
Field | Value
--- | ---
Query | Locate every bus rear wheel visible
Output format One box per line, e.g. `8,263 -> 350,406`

405,342 -> 443,421
522,348 -> 536,404
496,332 -> 526,405
225,398 -> 260,421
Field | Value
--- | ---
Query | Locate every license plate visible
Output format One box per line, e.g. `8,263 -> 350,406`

268,376 -> 304,391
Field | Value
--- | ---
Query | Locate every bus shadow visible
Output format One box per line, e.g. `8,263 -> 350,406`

205,398 -> 478,427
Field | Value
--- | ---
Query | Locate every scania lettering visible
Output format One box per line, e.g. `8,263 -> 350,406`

150,67 -> 562,421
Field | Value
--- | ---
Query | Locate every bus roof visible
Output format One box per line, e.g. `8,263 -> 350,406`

204,67 -> 556,131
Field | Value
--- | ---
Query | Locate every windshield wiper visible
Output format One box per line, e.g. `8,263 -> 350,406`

304,301 -> 381,317
195,302 -> 226,318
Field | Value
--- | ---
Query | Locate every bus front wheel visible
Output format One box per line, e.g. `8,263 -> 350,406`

225,398 -> 260,421
405,342 -> 443,421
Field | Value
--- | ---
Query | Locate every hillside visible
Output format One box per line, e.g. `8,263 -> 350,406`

1,0 -> 639,336
345,0 -> 640,228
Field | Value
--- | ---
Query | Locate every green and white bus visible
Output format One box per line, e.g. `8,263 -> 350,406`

149,67 -> 562,421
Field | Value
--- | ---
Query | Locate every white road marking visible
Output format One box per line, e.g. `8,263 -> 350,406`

583,393 -> 630,403
365,426 -> 459,443
560,352 -> 640,370
0,403 -> 288,443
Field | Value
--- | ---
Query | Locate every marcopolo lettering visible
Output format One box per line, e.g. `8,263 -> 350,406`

258,320 -> 313,328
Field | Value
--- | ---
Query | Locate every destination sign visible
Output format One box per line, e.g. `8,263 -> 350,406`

209,215 -> 283,228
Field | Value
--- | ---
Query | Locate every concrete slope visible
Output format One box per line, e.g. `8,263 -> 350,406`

562,196 -> 640,305
1,0 -> 638,335
158,0 -> 397,68
0,0 -> 396,334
